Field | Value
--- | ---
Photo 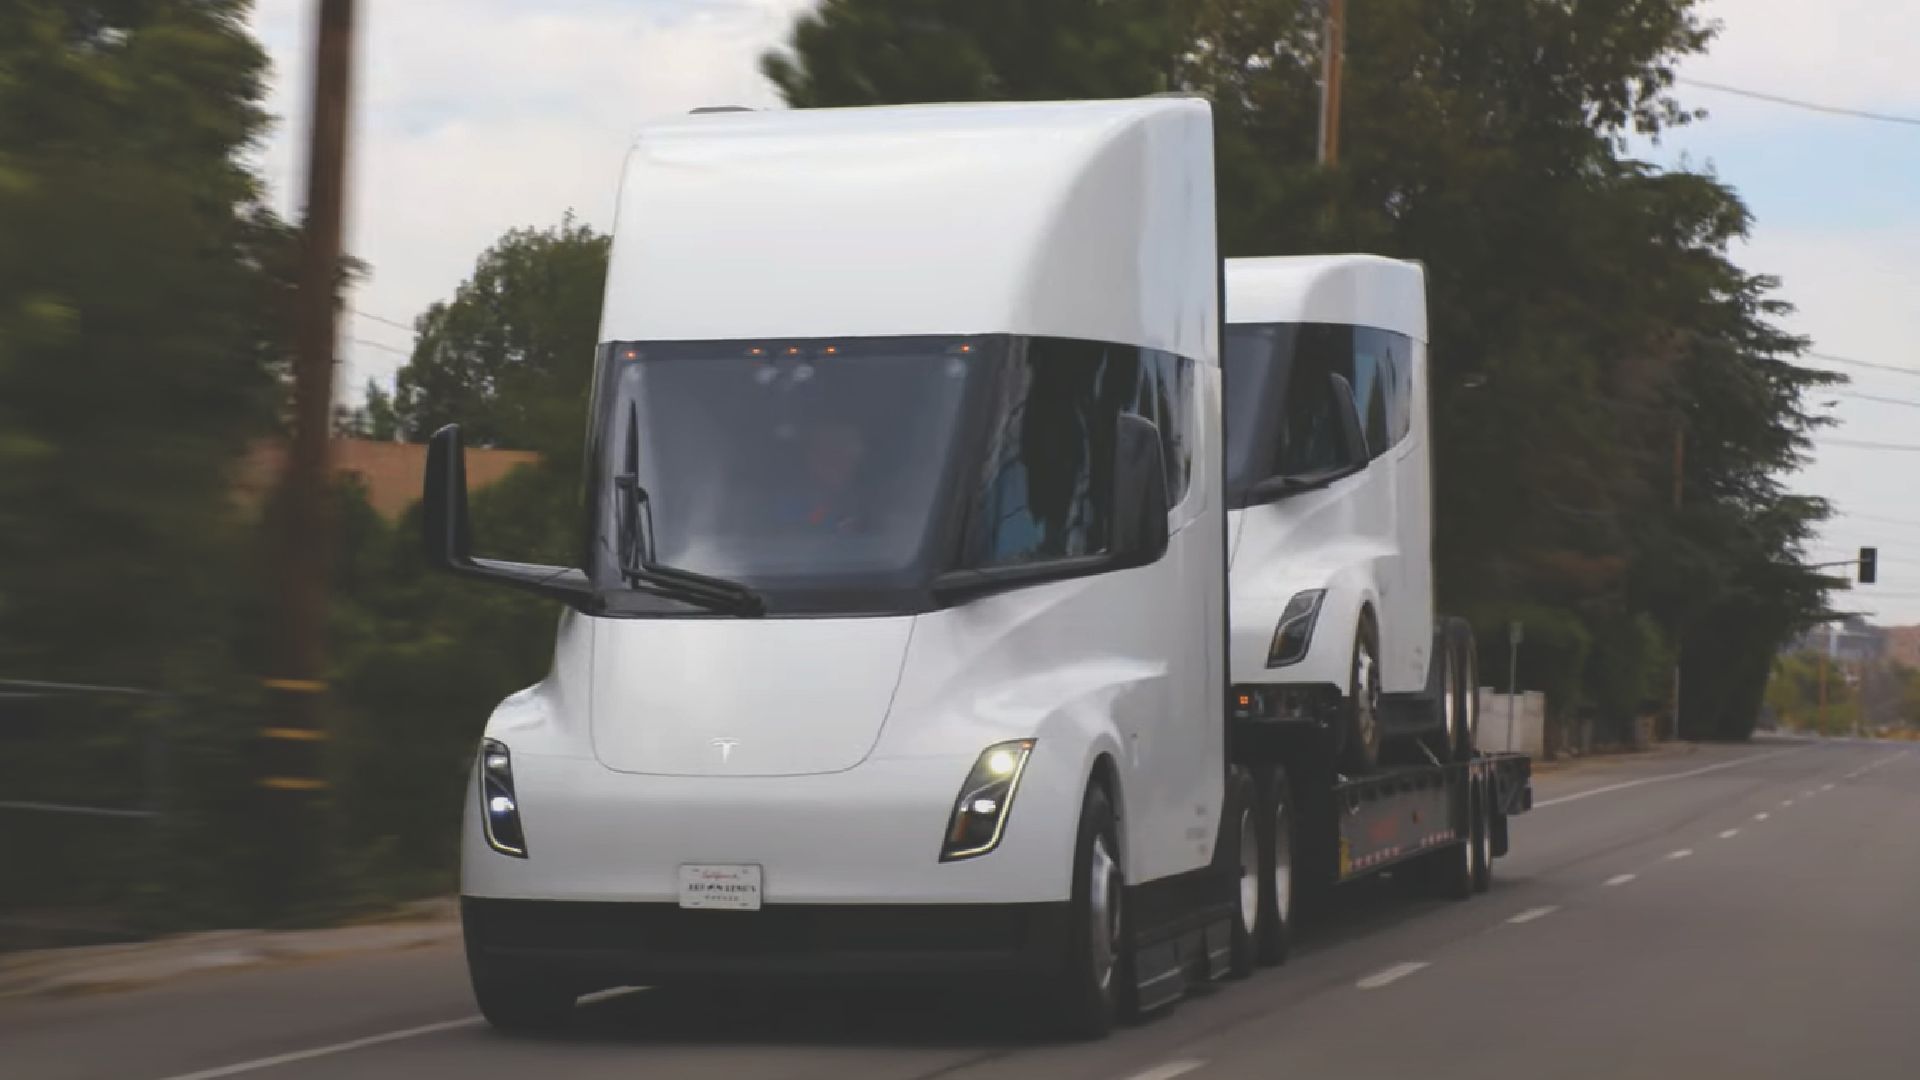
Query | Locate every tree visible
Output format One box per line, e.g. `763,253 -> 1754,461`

389,216 -> 609,469
763,0 -> 1838,740
0,1 -> 287,688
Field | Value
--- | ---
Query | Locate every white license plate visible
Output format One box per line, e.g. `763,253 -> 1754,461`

678,864 -> 763,911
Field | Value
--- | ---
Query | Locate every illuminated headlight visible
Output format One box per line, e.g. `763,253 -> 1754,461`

939,739 -> 1035,861
1266,589 -> 1327,668
479,738 -> 527,858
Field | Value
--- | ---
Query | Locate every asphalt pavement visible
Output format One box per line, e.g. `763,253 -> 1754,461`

4,736 -> 1916,1080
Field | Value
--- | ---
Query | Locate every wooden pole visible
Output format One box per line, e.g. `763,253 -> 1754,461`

1317,0 -> 1347,166
261,0 -> 357,918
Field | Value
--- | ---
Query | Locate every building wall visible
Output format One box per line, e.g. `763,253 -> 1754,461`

235,439 -> 542,521
1886,626 -> 1920,671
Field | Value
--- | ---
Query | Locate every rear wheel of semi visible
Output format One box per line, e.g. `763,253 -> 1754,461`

1255,768 -> 1296,966
1052,784 -> 1131,1038
1340,611 -> 1383,774
1429,780 -> 1476,901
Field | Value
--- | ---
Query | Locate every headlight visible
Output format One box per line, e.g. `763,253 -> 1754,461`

1266,589 -> 1327,667
939,739 -> 1035,861
479,738 -> 527,858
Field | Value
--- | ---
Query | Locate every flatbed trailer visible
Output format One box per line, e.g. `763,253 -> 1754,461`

1232,719 -> 1534,906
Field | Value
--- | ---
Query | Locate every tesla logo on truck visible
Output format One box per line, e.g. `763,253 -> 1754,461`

711,737 -> 741,763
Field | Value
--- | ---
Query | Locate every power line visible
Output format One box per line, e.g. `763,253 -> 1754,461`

349,336 -> 412,358
1836,511 -> 1920,530
1804,351 -> 1920,379
1820,437 -> 1920,453
1677,77 -> 1920,128
1833,389 -> 1920,411
351,308 -> 415,335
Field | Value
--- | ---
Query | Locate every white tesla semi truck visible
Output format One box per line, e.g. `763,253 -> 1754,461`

1223,254 -> 1481,774
420,97 -> 1293,1037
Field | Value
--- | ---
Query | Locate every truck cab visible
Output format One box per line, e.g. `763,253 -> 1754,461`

424,97 -> 1241,1037
1224,255 -> 1469,771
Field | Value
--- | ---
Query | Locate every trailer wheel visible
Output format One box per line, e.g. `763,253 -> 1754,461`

1424,626 -> 1460,763
1471,775 -> 1493,893
1448,619 -> 1480,761
1340,611 -> 1383,774
1053,784 -> 1131,1038
1428,780 -> 1475,901
1255,768 -> 1296,966
466,939 -> 578,1034
1225,770 -> 1260,978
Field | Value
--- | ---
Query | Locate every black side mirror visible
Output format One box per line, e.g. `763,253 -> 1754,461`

1111,413 -> 1171,568
1329,372 -> 1370,468
422,424 -> 595,609
423,425 -> 475,571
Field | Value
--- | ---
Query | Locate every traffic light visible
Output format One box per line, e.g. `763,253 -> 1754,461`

1859,547 -> 1877,585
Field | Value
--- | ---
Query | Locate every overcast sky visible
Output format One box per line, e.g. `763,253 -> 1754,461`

245,0 -> 1920,625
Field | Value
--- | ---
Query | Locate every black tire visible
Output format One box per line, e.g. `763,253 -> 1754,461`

466,939 -> 578,1035
1471,776 -> 1493,894
1339,611 -> 1383,774
1448,619 -> 1481,762
1052,784 -> 1131,1039
1255,768 -> 1296,966
1423,626 -> 1460,764
1429,781 -> 1475,901
1224,769 -> 1260,978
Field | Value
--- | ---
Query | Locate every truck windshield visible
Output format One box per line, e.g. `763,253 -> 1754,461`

584,335 -> 1175,616
1224,321 -> 1400,507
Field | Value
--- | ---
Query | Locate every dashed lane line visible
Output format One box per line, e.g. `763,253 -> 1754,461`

1357,962 -> 1430,990
1604,873 -> 1637,887
1719,828 -> 1740,839
1507,906 -> 1559,924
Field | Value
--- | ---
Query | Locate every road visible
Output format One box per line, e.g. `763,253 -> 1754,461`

5,737 -> 1917,1080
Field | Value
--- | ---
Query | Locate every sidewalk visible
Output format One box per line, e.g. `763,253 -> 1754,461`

0,898 -> 459,1000
1529,739 -> 1699,775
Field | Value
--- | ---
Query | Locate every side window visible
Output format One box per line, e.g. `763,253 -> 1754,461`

1350,330 -> 1391,459
1355,327 -> 1414,451
1137,349 -> 1195,507
1276,325 -> 1351,475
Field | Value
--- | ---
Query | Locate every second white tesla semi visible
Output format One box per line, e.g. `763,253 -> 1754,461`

1223,255 -> 1477,773
421,98 -> 1281,1036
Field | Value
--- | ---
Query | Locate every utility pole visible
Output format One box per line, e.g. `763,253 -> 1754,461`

1317,0 -> 1347,166
260,0 -> 357,919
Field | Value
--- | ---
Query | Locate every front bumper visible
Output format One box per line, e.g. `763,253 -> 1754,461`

462,896 -> 1070,984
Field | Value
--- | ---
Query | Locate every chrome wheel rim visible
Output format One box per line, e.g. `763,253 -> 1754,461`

1273,794 -> 1294,923
1355,643 -> 1380,752
1237,805 -> 1260,930
1442,645 -> 1459,747
1088,834 -> 1121,992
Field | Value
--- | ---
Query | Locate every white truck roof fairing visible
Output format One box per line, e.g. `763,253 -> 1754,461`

600,98 -> 1219,365
1225,255 -> 1427,343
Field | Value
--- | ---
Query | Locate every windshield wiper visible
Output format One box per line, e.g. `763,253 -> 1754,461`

613,474 -> 766,617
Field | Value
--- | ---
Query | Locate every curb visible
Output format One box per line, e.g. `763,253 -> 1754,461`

0,899 -> 461,1000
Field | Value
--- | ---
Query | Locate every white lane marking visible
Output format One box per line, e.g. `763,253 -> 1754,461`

1667,848 -> 1693,860
1754,811 -> 1770,821
1719,828 -> 1740,839
1121,1063 -> 1207,1080
1803,790 -> 1818,798
1532,748 -> 1797,809
1357,961 -> 1430,989
1822,783 -> 1836,792
1781,798 -> 1795,807
155,1017 -> 483,1080
1605,873 -> 1637,887
1508,906 -> 1559,924
1843,753 -> 1904,776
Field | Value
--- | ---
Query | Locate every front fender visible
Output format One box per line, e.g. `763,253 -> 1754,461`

1231,563 -> 1383,696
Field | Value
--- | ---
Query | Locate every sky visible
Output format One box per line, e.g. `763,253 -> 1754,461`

244,0 -> 1920,626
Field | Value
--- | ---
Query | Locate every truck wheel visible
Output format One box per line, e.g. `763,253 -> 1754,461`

1225,770 -> 1260,978
1424,627 -> 1460,763
1053,784 -> 1130,1038
466,943 -> 578,1034
1429,780 -> 1475,901
1471,776 -> 1493,893
1255,768 -> 1296,966
1340,612 -> 1383,774
1449,620 -> 1480,761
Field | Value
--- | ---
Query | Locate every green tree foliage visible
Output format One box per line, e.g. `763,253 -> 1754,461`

763,0 -> 1838,741
0,0 -> 286,689
388,216 -> 609,470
